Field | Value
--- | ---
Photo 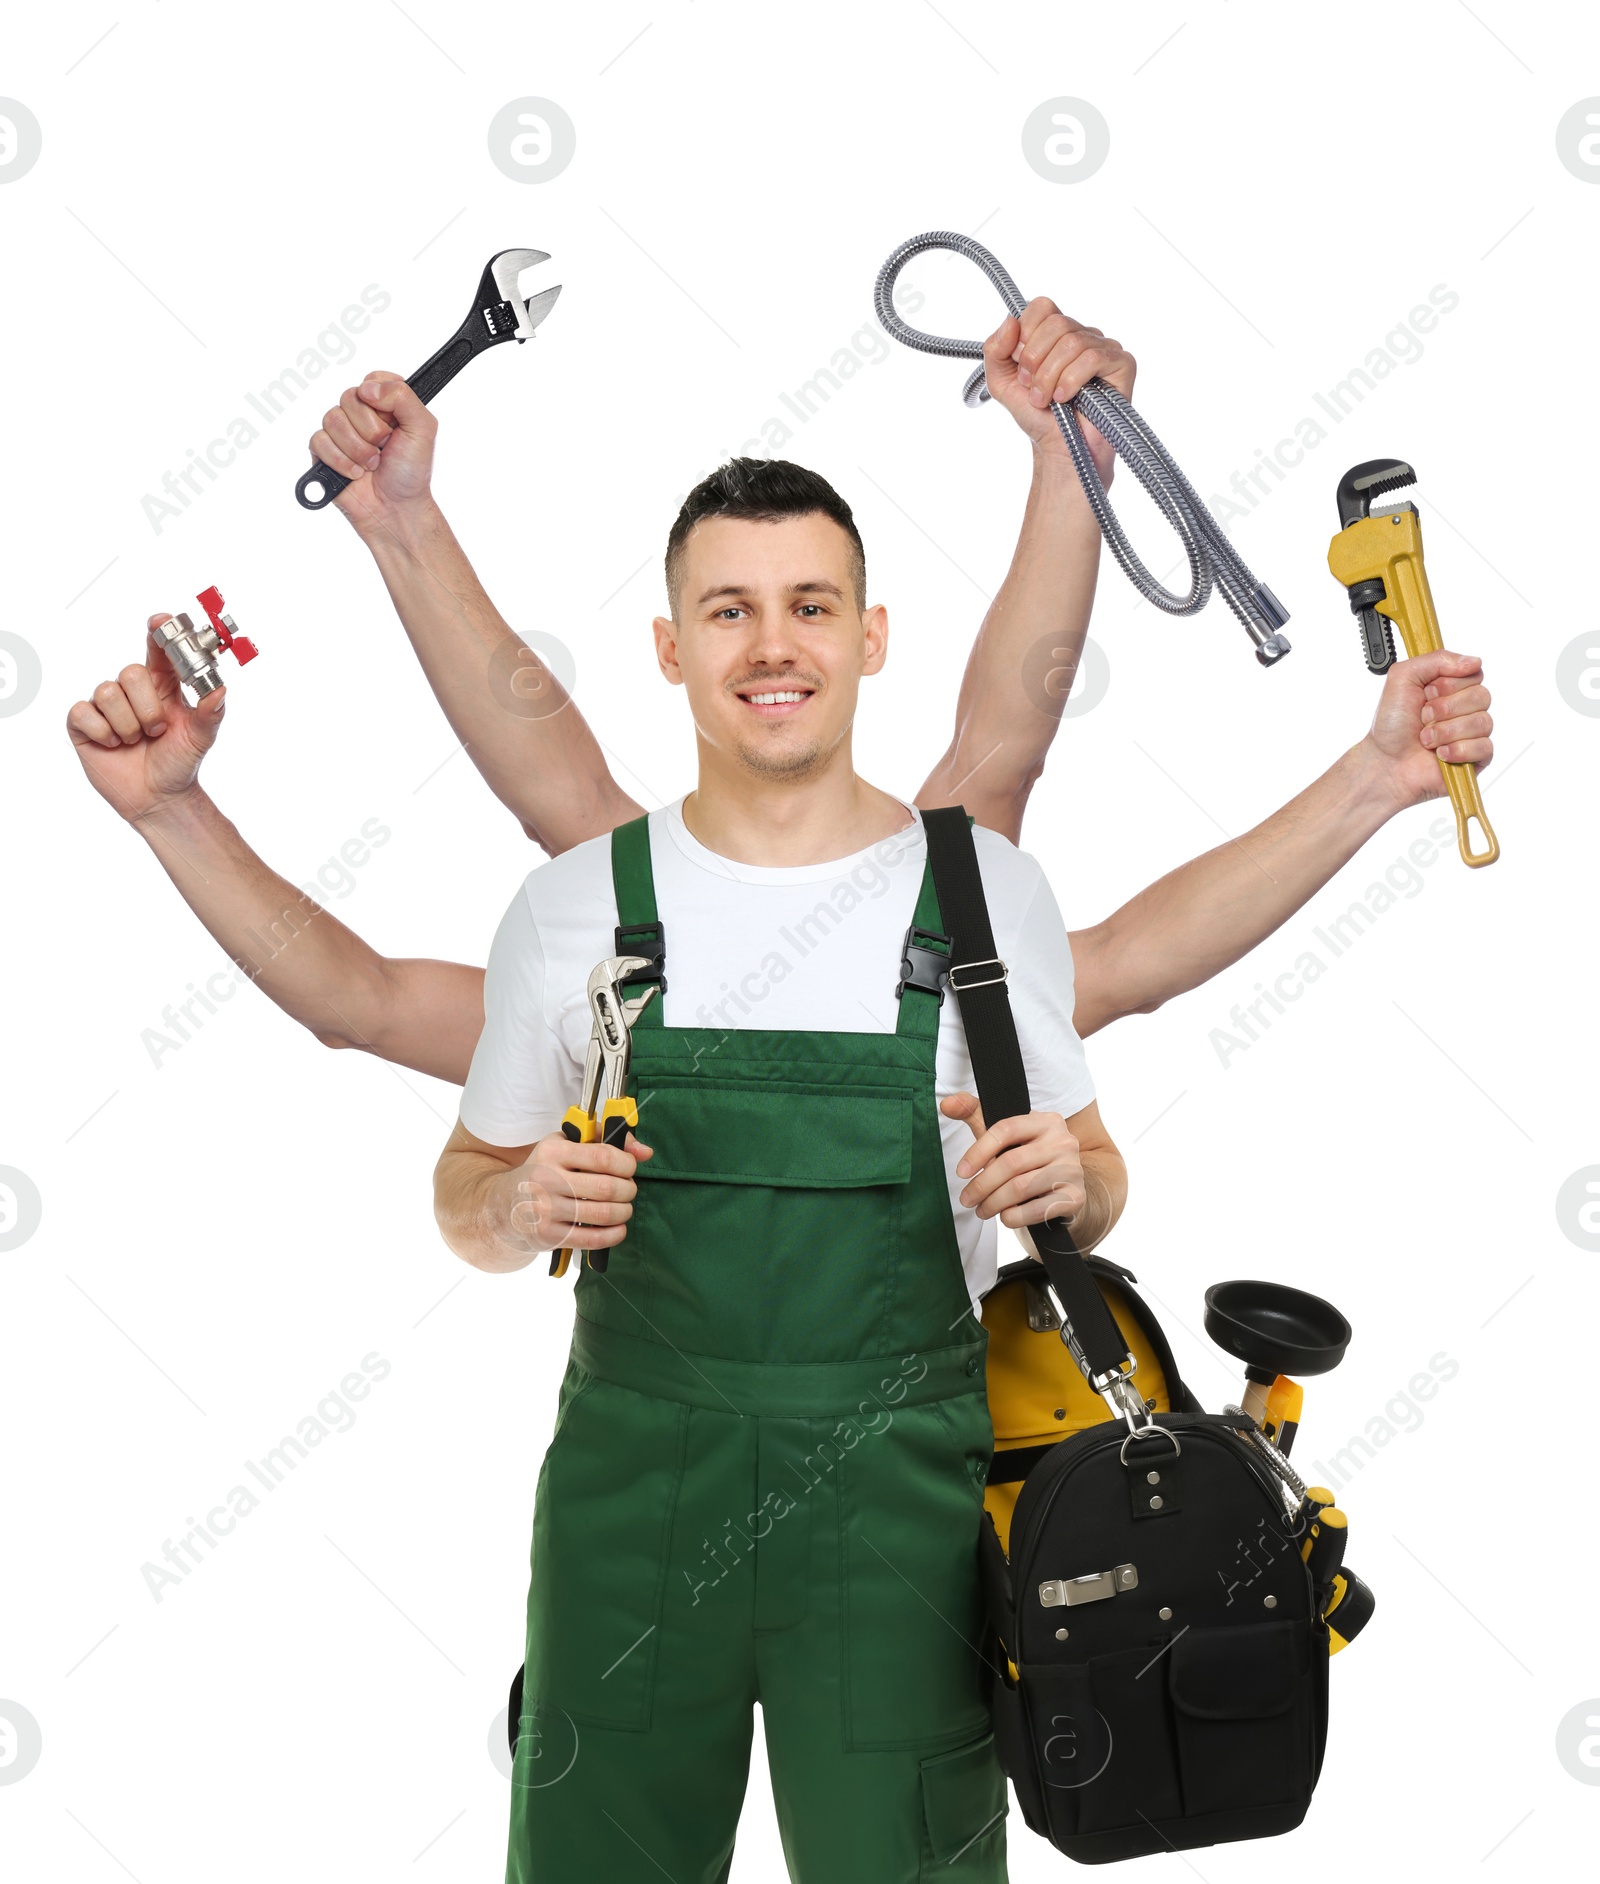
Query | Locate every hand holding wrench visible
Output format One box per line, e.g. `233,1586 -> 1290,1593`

1327,460 -> 1499,866
295,249 -> 561,510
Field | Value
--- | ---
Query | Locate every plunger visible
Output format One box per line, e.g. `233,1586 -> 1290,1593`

1204,1280 -> 1351,1440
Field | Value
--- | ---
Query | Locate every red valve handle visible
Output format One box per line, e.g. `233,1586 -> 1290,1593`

196,585 -> 259,665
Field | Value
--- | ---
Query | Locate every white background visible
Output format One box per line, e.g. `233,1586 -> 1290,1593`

2,3 -> 1596,1879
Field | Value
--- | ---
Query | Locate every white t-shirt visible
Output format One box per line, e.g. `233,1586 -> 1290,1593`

460,800 -> 1096,1307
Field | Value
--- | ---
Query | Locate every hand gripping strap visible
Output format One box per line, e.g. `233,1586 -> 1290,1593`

919,807 -> 1133,1385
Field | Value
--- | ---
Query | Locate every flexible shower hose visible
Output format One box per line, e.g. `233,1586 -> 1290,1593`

874,232 -> 1292,665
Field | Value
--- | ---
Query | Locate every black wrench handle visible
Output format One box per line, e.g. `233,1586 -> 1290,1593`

294,324 -> 480,511
295,460 -> 351,510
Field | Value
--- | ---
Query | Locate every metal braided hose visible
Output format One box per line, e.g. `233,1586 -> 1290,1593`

873,231 -> 1291,665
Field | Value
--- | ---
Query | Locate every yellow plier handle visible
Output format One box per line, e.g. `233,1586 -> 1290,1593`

549,1104 -> 597,1278
599,1096 -> 638,1149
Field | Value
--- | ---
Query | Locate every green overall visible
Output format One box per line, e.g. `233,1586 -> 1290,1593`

507,817 -> 1008,1883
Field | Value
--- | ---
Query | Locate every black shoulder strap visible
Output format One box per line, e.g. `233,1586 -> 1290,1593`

920,807 -> 1133,1386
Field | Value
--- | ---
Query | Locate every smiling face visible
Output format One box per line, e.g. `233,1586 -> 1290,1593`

653,511 -> 887,784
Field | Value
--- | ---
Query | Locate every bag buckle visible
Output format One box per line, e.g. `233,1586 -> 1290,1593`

1093,1362 -> 1157,1439
896,925 -> 951,1003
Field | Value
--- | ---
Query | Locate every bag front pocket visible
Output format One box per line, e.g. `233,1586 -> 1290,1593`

1167,1620 -> 1312,1817
523,1374 -> 689,1729
1075,1643 -> 1184,1833
1015,1647 -> 1186,1844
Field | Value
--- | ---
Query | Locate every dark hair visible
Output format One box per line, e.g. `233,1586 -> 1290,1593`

664,457 -> 866,615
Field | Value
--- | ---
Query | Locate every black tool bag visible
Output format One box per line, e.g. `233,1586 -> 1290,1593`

921,809 -> 1329,1864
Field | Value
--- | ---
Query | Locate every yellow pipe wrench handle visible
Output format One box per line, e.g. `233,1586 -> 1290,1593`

549,1104 -> 597,1278
1328,511 -> 1499,867
1376,519 -> 1498,867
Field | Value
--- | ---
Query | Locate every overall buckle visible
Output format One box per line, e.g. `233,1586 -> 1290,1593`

614,921 -> 667,994
896,925 -> 951,1003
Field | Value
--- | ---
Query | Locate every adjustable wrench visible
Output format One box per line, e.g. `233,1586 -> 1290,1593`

550,957 -> 659,1278
294,248 -> 561,510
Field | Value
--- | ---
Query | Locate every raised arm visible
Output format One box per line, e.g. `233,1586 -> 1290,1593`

1068,650 -> 1494,1036
915,301 -> 1134,843
309,375 -> 643,855
68,624 -> 487,1083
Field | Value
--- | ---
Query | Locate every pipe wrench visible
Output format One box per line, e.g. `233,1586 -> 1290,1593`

549,956 -> 659,1278
295,248 -> 561,510
1327,459 -> 1499,867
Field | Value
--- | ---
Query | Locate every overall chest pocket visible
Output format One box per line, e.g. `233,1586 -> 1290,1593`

638,1075 -> 914,1186
625,1076 -> 917,1363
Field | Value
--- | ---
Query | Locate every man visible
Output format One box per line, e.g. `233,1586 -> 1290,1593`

434,456 -> 1119,1881
66,300 -> 1493,1879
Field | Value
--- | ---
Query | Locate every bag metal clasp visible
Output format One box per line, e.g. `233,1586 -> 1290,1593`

1039,1563 -> 1139,1608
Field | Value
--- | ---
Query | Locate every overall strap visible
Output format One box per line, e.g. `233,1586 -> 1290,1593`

893,851 -> 948,1045
610,816 -> 667,1026
919,807 -> 1133,1387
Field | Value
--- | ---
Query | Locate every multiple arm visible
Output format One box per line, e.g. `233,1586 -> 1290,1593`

913,303 -> 1133,842
307,303 -> 1130,858
66,628 -> 485,1084
1067,648 -> 1493,1036
71,632 -> 1492,1091
308,375 -> 640,855
136,789 -> 484,1082
74,312 -> 1494,1172
357,494 -> 642,853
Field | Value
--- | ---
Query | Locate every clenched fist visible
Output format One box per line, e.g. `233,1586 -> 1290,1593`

1363,649 -> 1494,808
308,373 -> 437,533
500,1130 -> 655,1260
979,298 -> 1136,485
66,620 -> 225,823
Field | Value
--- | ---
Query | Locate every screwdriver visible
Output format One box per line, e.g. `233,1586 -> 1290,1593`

1302,1505 -> 1348,1599
1292,1486 -> 1334,1539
